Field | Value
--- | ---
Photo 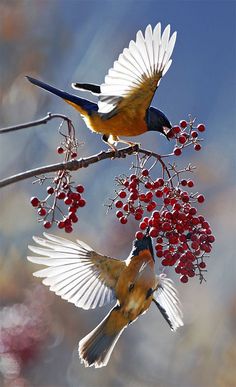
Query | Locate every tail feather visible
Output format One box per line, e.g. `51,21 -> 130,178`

79,309 -> 125,368
26,76 -> 98,113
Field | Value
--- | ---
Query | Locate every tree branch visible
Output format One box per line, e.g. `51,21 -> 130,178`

0,113 -> 72,134
0,145 -> 171,189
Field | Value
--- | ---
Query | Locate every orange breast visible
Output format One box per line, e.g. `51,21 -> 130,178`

115,251 -> 155,306
85,109 -> 148,137
64,98 -> 148,137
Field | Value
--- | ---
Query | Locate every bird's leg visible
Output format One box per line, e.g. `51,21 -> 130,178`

102,134 -> 119,156
117,139 -> 140,148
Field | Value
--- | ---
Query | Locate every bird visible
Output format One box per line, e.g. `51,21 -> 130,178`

27,232 -> 183,368
26,22 -> 177,149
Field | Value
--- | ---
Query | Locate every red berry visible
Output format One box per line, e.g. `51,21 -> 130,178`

116,210 -> 123,218
187,180 -> 194,188
161,259 -> 169,266
157,178 -> 164,186
189,207 -> 197,216
115,200 -> 123,208
162,222 -> 172,232
191,241 -> 199,250
207,235 -> 215,243
119,191 -> 126,199
202,221 -> 209,229
130,192 -> 138,201
38,208 -> 47,217
155,190 -> 163,198
64,197 -> 72,205
199,261 -> 206,269
197,124 -> 205,132
57,146 -> 64,154
64,218 -> 72,227
181,179 -> 187,186
166,129 -> 175,138
152,211 -> 160,220
65,225 -> 73,233
194,144 -> 202,151
57,192 -> 66,200
120,216 -> 127,224
130,174 -> 137,181
123,203 -> 129,212
139,221 -> 147,230
180,275 -> 188,283
174,147 -> 182,156
156,250 -> 163,258
179,135 -> 187,144
180,120 -> 188,128
141,169 -> 149,177
149,227 -> 159,238
78,198 -> 86,207
191,131 -> 198,138
71,214 -> 78,223
135,231 -> 144,240
76,185 -> 84,193
69,206 -> 77,213
58,221 -> 65,229
172,125 -> 181,134
47,186 -> 54,195
71,152 -> 77,158
43,221 -> 52,229
197,194 -> 205,203
31,197 -> 40,207
181,193 -> 189,203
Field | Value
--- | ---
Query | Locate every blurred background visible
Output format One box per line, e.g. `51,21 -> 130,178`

0,1 -> 235,386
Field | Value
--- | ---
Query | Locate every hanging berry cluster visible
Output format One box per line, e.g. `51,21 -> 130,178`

30,120 -> 86,233
109,119 -> 215,284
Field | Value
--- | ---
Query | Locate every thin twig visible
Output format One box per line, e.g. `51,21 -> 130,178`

0,113 -> 71,134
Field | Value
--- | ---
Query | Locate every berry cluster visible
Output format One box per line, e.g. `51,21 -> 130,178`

110,120 -> 215,283
167,119 -> 205,156
30,121 -> 86,233
0,287 -> 50,378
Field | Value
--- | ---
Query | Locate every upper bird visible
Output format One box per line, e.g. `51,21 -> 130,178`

28,232 -> 183,368
26,23 -> 177,148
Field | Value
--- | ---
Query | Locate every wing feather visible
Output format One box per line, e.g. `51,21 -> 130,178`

98,23 -> 177,114
27,233 -> 125,310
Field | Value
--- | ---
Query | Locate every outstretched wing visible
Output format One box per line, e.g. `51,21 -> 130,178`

28,233 -> 125,310
153,273 -> 183,331
98,23 -> 177,115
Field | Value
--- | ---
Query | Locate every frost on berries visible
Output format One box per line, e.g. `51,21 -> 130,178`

109,118 -> 215,284
30,120 -> 86,233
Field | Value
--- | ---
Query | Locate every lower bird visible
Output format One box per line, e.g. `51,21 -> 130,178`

26,22 -> 176,148
28,233 -> 183,368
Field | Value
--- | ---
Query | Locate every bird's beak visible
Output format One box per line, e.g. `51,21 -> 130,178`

163,126 -> 172,141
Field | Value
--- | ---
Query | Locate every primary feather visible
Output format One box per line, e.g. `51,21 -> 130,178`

28,233 -> 125,310
98,23 -> 177,114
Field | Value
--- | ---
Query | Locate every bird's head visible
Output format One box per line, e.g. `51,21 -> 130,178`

129,233 -> 154,262
146,107 -> 172,140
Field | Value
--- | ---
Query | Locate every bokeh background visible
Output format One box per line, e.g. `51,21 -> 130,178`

0,1 -> 235,386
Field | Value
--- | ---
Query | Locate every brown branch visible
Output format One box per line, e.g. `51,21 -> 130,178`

0,145 -> 169,189
0,113 -> 71,134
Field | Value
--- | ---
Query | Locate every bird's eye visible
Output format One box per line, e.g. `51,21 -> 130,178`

128,283 -> 134,292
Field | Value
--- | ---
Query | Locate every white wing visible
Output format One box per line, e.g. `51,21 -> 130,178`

27,233 -> 125,310
153,273 -> 183,331
98,23 -> 177,114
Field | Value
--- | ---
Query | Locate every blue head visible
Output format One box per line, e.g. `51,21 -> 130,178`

146,107 -> 172,139
129,234 -> 154,262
